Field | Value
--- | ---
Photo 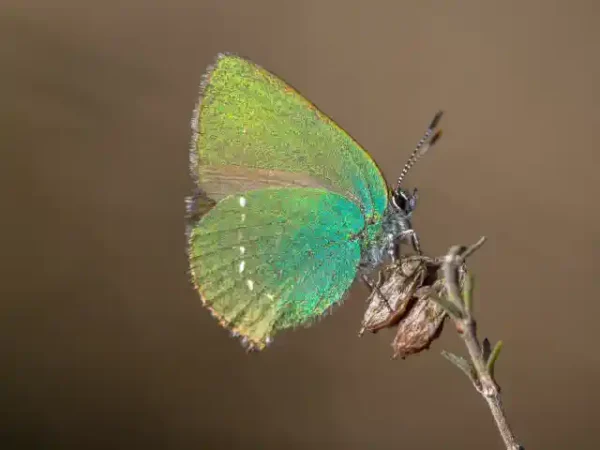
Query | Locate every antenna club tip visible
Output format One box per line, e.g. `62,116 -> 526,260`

430,130 -> 443,146
429,110 -> 444,129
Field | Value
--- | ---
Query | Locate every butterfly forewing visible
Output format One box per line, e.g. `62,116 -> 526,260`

192,54 -> 388,219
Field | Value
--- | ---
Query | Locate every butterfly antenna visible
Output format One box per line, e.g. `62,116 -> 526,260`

396,111 -> 444,188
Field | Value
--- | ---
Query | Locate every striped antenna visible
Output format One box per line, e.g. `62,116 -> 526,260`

396,111 -> 443,188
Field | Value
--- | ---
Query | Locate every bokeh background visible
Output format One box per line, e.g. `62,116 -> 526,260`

3,1 -> 599,449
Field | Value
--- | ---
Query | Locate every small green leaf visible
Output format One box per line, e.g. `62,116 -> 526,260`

462,273 -> 474,315
486,340 -> 504,377
482,337 -> 491,362
441,350 -> 477,383
429,293 -> 464,319
443,263 -> 464,307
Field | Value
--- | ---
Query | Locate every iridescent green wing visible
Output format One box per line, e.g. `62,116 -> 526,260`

188,188 -> 364,349
190,53 -> 388,220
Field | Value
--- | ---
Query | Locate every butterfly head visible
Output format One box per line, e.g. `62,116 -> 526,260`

391,187 -> 418,218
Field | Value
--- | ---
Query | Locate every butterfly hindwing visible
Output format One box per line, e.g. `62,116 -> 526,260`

187,188 -> 364,349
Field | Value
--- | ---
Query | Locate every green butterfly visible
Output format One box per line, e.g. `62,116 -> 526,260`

186,53 -> 442,350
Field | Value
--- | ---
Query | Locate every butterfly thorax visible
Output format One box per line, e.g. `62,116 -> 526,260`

358,200 -> 414,271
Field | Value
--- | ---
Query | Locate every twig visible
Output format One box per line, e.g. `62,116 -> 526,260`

436,238 -> 524,450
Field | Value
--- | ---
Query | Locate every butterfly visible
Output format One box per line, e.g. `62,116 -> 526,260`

186,53 -> 442,350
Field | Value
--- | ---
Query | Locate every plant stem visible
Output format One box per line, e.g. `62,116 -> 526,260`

441,240 -> 523,450
462,317 -> 521,450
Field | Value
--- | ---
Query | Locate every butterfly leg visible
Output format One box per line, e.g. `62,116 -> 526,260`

388,239 -> 399,263
398,229 -> 422,255
410,230 -> 422,255
360,271 -> 393,313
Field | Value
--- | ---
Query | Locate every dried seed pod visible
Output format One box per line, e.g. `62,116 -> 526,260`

360,258 -> 429,335
360,256 -> 466,359
391,280 -> 448,359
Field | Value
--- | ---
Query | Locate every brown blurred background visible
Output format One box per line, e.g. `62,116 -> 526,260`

2,1 -> 599,449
